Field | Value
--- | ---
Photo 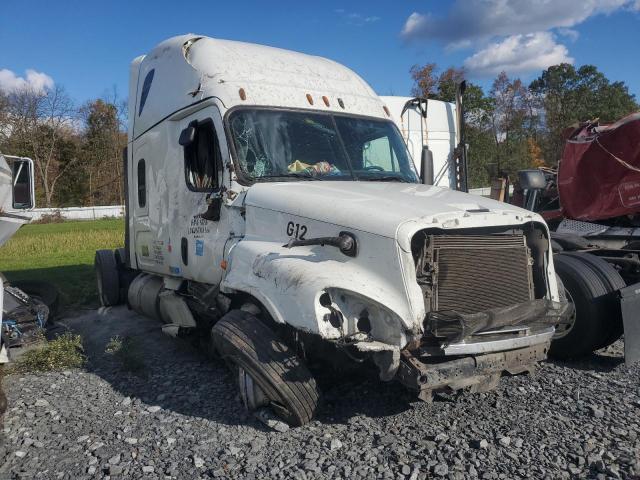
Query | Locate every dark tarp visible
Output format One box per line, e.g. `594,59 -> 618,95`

559,112 -> 640,221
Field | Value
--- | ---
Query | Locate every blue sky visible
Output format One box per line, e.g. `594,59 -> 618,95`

1,0 -> 639,105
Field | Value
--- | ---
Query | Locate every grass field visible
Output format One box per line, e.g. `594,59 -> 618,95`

0,219 -> 124,309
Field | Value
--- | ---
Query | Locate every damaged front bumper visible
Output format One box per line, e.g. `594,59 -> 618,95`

396,341 -> 549,402
391,299 -> 570,400
347,299 -> 569,400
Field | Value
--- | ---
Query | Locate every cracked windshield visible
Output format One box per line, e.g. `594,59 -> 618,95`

228,109 -> 419,182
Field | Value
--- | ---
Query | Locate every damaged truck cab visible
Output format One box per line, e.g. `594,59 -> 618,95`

97,35 -> 568,426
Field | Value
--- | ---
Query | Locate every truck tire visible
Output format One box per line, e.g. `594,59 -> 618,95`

563,252 -> 625,348
211,310 -> 320,427
550,254 -> 610,359
95,250 -> 120,306
114,247 -> 127,267
113,247 -> 136,304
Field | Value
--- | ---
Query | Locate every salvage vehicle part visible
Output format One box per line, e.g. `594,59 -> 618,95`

2,285 -> 49,348
9,280 -> 59,317
211,310 -> 320,426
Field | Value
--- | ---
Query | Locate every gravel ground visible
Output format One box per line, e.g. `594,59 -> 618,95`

1,307 -> 639,480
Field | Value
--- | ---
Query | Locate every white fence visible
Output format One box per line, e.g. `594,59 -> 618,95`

469,186 -> 515,198
26,205 -> 124,222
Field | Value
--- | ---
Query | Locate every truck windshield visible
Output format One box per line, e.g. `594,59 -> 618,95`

228,109 -> 419,183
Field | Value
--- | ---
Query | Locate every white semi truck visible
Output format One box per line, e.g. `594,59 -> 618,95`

96,35 -> 569,426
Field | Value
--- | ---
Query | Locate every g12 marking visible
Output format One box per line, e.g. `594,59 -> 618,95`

286,221 -> 307,240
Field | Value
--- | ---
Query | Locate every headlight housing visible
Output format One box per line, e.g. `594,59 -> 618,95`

322,288 -> 408,347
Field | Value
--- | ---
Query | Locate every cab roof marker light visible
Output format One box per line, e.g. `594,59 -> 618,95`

306,94 -> 314,105
322,96 -> 330,107
239,88 -> 247,101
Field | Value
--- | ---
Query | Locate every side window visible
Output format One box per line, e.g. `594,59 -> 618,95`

183,118 -> 221,191
137,159 -> 146,208
138,69 -> 154,116
363,136 -> 398,171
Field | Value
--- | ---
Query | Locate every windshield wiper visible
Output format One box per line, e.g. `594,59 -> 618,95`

362,175 -> 410,183
258,172 -> 321,181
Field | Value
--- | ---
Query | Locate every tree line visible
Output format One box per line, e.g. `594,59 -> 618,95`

0,86 -> 126,207
409,63 -> 638,188
0,62 -> 637,207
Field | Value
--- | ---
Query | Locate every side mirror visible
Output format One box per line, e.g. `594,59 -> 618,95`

179,124 -> 197,146
420,146 -> 434,185
518,169 -> 546,212
11,158 -> 35,209
518,169 -> 547,190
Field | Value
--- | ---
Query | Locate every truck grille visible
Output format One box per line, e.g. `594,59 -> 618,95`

417,233 -> 534,315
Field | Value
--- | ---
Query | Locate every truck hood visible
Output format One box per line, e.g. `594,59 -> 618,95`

244,181 -> 540,240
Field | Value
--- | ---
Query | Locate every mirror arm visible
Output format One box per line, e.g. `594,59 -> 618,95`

420,146 -> 434,185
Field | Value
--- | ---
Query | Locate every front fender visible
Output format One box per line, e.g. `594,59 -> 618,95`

221,238 -> 416,343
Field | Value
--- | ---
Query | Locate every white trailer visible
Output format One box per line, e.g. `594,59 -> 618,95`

96,35 -> 568,426
380,96 -> 457,189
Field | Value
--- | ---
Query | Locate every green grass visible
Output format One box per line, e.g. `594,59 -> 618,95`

0,219 -> 124,309
9,332 -> 86,374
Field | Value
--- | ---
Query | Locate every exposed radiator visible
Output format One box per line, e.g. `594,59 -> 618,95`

416,233 -> 534,315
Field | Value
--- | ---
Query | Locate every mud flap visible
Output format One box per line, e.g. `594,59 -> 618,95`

620,282 -> 640,365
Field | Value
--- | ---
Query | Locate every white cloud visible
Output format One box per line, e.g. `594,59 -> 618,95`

401,0 -> 637,77
0,69 -> 54,94
335,10 -> 380,26
463,32 -> 574,77
557,28 -> 580,42
402,0 -> 632,45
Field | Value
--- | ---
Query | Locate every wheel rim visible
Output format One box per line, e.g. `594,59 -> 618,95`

554,288 -> 577,339
237,366 -> 294,421
238,367 -> 269,411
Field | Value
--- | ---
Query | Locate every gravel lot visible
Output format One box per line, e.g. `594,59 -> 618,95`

1,307 -> 639,479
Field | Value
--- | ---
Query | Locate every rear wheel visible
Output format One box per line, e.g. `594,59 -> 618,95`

95,250 -> 120,306
550,254 -> 610,359
211,310 -> 320,427
113,247 -> 136,304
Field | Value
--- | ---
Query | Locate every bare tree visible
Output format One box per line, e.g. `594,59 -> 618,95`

489,72 -> 530,173
6,85 -> 78,207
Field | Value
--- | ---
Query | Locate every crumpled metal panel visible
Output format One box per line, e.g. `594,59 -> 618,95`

426,299 -> 570,345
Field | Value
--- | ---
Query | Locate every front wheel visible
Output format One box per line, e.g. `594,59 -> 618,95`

211,310 -> 320,427
550,254 -> 609,359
